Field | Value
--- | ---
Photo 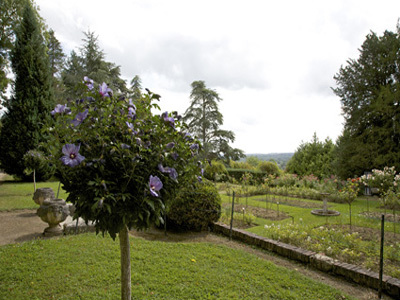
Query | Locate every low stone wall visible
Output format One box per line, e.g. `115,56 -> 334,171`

212,223 -> 400,299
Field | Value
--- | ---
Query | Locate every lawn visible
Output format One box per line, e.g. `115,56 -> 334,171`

218,189 -> 400,279
0,233 -> 355,300
0,180 -> 68,211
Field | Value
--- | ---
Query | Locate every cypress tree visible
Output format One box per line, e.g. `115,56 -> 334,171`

0,3 -> 54,179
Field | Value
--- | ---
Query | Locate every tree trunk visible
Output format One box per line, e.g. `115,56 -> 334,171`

119,225 -> 131,300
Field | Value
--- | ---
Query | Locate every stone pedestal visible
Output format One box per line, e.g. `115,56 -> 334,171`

37,198 -> 70,236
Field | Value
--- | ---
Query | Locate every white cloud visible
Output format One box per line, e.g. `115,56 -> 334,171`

36,0 -> 400,153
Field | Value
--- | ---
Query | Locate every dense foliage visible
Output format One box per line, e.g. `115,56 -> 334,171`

45,79 -> 202,239
0,3 -> 54,179
333,25 -> 400,178
204,160 -> 228,181
183,80 -> 244,162
167,181 -> 221,231
285,133 -> 335,179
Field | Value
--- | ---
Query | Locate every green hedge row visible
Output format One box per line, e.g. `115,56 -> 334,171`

226,168 -> 266,184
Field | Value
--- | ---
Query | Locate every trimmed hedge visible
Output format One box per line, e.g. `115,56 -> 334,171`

167,181 -> 221,231
227,168 -> 266,184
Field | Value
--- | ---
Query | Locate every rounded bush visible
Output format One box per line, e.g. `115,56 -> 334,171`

204,160 -> 228,181
167,181 -> 221,231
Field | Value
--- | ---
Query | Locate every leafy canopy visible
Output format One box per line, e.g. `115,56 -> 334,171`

332,24 -> 400,178
45,79 -> 202,239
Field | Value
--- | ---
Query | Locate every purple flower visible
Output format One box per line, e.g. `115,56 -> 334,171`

149,175 -> 163,197
159,164 -> 178,180
60,144 -> 85,167
162,111 -> 175,128
166,167 -> 178,180
184,132 -> 193,141
158,164 -> 165,173
126,122 -> 137,135
171,152 -> 179,160
190,143 -> 199,151
197,176 -> 203,182
121,143 -> 131,149
51,104 -> 71,115
128,106 -> 136,119
83,76 -> 94,90
165,142 -> 175,149
99,82 -> 112,97
72,109 -> 88,126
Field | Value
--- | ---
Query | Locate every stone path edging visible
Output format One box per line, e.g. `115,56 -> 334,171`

212,223 -> 400,299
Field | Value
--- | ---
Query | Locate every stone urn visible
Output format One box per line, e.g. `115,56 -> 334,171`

33,187 -> 55,205
37,198 -> 70,236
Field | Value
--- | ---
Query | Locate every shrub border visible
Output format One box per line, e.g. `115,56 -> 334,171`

212,223 -> 400,298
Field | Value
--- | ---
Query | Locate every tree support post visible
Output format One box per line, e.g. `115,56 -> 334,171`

378,214 -> 385,299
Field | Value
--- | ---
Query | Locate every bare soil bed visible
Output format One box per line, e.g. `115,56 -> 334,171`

360,211 -> 400,223
254,196 -> 322,208
223,203 -> 289,221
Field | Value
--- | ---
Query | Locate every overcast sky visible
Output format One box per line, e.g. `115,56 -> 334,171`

36,0 -> 400,154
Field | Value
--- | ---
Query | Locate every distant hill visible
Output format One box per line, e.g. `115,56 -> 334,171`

243,153 -> 294,170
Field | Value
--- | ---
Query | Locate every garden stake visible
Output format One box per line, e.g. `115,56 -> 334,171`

378,214 -> 385,299
265,194 -> 268,212
230,192 -> 235,241
56,181 -> 61,199
33,169 -> 36,192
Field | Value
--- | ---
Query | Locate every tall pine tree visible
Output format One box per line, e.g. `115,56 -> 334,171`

183,80 -> 244,162
0,3 -> 54,179
62,31 -> 127,100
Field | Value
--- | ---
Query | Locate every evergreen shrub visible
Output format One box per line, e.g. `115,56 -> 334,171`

167,181 -> 221,231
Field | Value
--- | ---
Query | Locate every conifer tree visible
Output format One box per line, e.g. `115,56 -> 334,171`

183,80 -> 244,162
0,3 -> 54,179
62,31 -> 127,99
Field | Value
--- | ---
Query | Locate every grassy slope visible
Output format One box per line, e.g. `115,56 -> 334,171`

0,233 -> 354,300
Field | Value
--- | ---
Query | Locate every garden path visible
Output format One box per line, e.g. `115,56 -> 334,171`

0,209 -> 393,300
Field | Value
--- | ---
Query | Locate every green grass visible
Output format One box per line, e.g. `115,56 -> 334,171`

0,233 -> 355,300
220,190 -> 400,279
0,181 -> 68,211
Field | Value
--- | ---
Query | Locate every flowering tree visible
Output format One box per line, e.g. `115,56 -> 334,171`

45,78 -> 201,299
339,177 -> 360,230
361,167 -> 400,209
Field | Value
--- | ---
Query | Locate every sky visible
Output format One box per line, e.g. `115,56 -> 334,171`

35,0 -> 400,154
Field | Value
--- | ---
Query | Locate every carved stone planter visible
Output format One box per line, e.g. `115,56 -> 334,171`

33,187 -> 55,206
37,198 -> 70,236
